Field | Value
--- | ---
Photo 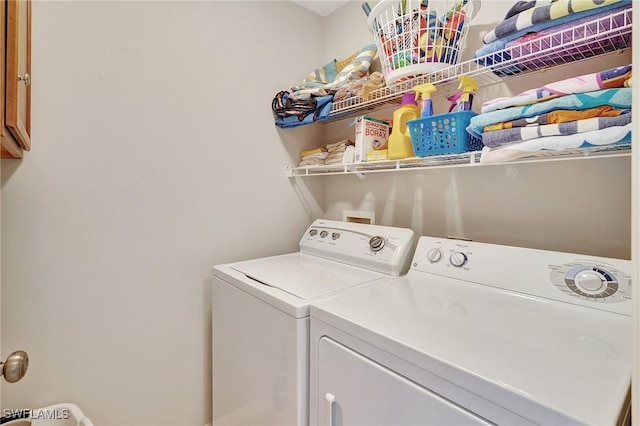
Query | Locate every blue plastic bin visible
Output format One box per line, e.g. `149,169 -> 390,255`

407,111 -> 483,157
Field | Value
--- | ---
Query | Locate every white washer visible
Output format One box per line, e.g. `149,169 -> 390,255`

310,236 -> 632,426
211,219 -> 415,425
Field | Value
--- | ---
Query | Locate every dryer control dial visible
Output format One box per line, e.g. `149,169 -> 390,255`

369,236 -> 385,252
575,270 -> 606,292
550,263 -> 630,303
449,252 -> 468,268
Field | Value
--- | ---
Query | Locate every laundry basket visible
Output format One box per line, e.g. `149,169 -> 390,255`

368,0 -> 479,85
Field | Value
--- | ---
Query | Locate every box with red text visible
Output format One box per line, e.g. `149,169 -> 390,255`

354,116 -> 390,163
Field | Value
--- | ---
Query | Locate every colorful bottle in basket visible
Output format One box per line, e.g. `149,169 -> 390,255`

388,93 -> 420,160
412,83 -> 437,118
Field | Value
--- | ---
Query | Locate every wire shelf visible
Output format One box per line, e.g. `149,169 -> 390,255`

327,6 -> 632,123
286,142 -> 631,177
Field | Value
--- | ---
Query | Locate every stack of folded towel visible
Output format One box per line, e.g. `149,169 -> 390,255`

324,139 -> 355,165
473,0 -> 631,73
467,64 -> 632,164
299,148 -> 328,166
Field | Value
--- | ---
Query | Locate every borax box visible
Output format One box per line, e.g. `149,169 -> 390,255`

354,116 -> 390,163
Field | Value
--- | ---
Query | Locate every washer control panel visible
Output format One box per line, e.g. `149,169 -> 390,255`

549,263 -> 631,303
300,219 -> 415,276
411,236 -> 632,315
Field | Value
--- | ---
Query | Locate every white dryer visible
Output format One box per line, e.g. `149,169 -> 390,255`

310,236 -> 632,426
211,219 -> 415,425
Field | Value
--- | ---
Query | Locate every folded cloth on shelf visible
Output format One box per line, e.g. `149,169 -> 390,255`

481,65 -> 632,113
502,0 -> 554,20
503,6 -> 631,61
291,60 -> 338,93
326,139 -> 353,152
472,2 -> 630,68
467,88 -> 632,137
272,45 -> 378,128
325,151 -> 346,162
327,145 -> 346,154
483,0 -> 626,45
288,44 -> 378,100
482,112 -> 632,147
300,147 -> 327,158
483,106 -> 628,131
301,151 -> 329,161
299,158 -> 326,166
479,122 -> 632,164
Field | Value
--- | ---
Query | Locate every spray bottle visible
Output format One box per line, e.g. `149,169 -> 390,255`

412,83 -> 437,118
387,93 -> 420,159
456,75 -> 478,111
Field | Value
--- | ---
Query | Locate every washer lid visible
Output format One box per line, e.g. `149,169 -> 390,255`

231,253 -> 386,300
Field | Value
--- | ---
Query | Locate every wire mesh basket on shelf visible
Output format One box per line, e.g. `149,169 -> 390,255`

367,0 -> 479,85
407,111 -> 482,157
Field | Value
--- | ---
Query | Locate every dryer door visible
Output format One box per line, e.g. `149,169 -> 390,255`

315,337 -> 491,426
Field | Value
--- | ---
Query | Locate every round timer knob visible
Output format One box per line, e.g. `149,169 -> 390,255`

450,252 -> 468,267
426,248 -> 443,263
369,236 -> 385,252
575,271 -> 606,292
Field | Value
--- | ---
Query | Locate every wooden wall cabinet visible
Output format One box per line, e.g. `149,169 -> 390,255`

1,0 -> 31,159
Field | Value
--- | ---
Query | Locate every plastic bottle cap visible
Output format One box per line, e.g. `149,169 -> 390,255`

401,93 -> 418,106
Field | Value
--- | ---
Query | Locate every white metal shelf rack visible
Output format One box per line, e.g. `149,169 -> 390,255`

286,6 -> 632,177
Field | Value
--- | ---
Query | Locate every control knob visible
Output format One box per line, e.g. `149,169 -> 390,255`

450,252 -> 468,267
426,248 -> 443,263
369,236 -> 385,252
575,270 -> 606,292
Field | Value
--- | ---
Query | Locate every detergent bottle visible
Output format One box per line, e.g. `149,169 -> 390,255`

387,93 -> 420,159
412,83 -> 437,118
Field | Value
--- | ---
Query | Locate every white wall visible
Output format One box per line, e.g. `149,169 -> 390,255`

1,2 -> 325,425
320,0 -> 632,259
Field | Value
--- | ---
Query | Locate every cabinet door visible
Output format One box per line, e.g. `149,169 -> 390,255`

5,0 -> 31,151
316,337 -> 491,426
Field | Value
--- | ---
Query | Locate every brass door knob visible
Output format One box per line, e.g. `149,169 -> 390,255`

1,350 -> 29,383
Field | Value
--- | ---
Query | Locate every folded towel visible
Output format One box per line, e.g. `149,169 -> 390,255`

301,151 -> 329,161
480,122 -> 632,164
326,139 -> 353,150
467,88 -> 632,138
300,147 -> 327,159
481,65 -> 631,113
483,0 -> 626,45
482,112 -> 632,147
483,106 -> 627,132
325,151 -> 346,161
472,3 -> 629,69
328,148 -> 347,156
299,158 -> 326,166
324,158 -> 344,165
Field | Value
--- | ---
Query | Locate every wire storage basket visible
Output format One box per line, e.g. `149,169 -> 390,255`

367,0 -> 479,85
407,111 -> 482,156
